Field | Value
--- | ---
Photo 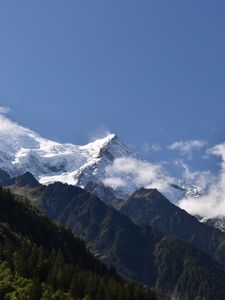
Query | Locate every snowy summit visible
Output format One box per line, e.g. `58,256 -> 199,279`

0,115 -> 135,189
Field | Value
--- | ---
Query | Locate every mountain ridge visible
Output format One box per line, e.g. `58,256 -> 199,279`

2,171 -> 225,299
119,187 -> 225,264
0,185 -> 161,300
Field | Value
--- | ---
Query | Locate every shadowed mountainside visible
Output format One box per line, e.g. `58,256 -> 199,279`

2,172 -> 225,299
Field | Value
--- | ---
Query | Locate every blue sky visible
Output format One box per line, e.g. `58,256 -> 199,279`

0,1 -> 225,175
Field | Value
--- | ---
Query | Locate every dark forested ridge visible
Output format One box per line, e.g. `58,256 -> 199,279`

119,187 -> 225,264
3,172 -> 225,299
0,187 -> 160,300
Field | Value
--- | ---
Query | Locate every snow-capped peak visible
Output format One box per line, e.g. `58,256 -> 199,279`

0,114 -> 204,208
0,115 -> 135,188
82,133 -> 117,150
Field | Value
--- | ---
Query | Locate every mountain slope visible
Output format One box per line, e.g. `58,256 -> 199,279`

3,172 -> 225,299
119,188 -> 225,265
0,186 -> 160,300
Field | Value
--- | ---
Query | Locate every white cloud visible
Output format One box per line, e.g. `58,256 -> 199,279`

103,177 -> 126,189
88,124 -> 112,142
0,106 -> 10,115
168,139 -> 207,158
0,114 -> 18,132
178,142 -> 225,218
142,142 -> 161,153
103,157 -> 172,194
0,106 -> 23,133
0,112 -> 29,135
175,159 -> 215,190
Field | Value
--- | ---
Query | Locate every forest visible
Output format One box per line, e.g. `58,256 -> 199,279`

0,187 -> 159,300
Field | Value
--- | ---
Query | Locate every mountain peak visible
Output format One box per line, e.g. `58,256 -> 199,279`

87,133 -> 117,145
132,187 -> 161,198
121,187 -> 171,211
83,133 -> 119,154
15,172 -> 40,188
0,116 -> 136,191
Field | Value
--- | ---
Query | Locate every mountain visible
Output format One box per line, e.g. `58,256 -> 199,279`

0,118 -> 133,185
0,186 -> 160,300
3,172 -> 225,299
85,181 -> 124,206
119,188 -> 225,265
0,173 -> 170,286
0,115 -> 197,204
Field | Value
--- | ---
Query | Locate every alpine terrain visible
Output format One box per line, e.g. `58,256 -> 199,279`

0,115 -> 196,204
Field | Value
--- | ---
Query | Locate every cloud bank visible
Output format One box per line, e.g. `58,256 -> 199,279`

103,157 -> 172,194
169,139 -> 207,158
142,142 -> 161,153
175,159 -> 215,191
178,142 -> 225,218
103,141 -> 225,219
